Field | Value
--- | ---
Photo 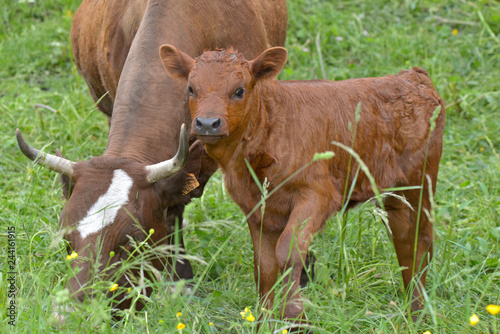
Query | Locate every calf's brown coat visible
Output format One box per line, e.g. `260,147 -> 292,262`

160,45 -> 445,321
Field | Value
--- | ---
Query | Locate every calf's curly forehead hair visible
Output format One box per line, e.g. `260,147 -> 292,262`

193,47 -> 248,68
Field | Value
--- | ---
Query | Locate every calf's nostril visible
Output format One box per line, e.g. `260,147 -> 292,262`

195,118 -> 203,130
212,118 -> 221,129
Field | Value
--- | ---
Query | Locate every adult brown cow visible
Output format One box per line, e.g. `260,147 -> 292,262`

160,45 -> 445,324
16,0 -> 287,313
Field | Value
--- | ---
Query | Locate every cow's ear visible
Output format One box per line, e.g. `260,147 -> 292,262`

159,44 -> 195,80
250,47 -> 288,81
56,149 -> 75,199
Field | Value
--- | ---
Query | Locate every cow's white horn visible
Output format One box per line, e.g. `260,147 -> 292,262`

145,124 -> 189,183
16,129 -> 75,177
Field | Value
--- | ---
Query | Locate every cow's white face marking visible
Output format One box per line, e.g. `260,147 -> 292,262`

77,169 -> 133,240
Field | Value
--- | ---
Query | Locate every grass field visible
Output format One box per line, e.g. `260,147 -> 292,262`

1,0 -> 499,333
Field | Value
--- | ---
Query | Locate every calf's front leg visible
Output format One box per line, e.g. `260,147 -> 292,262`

248,220 -> 282,310
275,193 -> 335,320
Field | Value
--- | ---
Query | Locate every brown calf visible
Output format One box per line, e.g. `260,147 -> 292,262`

160,45 -> 445,322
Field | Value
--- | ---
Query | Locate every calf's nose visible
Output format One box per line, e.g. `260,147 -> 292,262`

194,117 -> 222,136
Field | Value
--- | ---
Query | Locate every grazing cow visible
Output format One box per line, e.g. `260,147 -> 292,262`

16,0 -> 287,313
159,45 -> 445,322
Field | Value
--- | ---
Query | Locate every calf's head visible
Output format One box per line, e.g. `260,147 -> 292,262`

16,125 -> 207,310
159,45 -> 288,145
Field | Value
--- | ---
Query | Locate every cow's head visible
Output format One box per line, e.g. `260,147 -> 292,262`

16,125 -> 213,311
159,45 -> 288,146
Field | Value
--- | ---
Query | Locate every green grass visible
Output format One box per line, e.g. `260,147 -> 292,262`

1,0 -> 499,333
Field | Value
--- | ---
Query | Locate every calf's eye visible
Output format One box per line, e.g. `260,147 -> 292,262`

232,87 -> 245,99
188,86 -> 195,97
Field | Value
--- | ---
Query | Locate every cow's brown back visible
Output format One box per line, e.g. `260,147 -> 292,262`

71,0 -> 148,117
71,0 -> 287,118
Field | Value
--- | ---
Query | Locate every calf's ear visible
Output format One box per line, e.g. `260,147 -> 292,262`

250,47 -> 288,81
159,44 -> 195,80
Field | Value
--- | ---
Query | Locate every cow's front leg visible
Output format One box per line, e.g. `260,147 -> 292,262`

164,205 -> 193,280
275,191 -> 335,320
247,220 -> 282,310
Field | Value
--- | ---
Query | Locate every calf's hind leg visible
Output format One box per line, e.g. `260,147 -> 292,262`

384,190 -> 433,314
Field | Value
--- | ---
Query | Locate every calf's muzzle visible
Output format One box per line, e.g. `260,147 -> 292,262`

194,117 -> 222,136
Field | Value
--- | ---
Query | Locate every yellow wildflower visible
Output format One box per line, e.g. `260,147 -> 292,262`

282,330 -> 289,334
209,322 -> 214,326
66,251 -> 78,260
469,314 -> 479,326
452,29 -> 458,36
423,331 -> 432,334
246,314 -> 255,322
177,312 -> 182,317
480,147 -> 485,152
159,320 -> 163,324
486,304 -> 500,315
177,323 -> 186,330
109,283 -> 118,292
127,288 -> 132,294
240,307 -> 252,319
